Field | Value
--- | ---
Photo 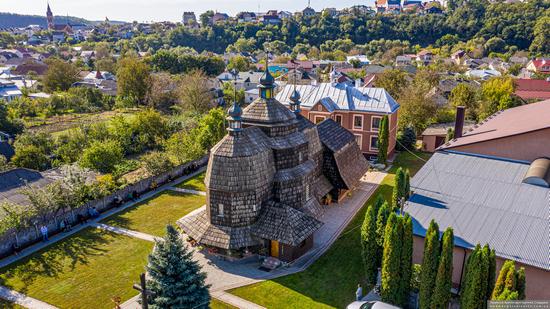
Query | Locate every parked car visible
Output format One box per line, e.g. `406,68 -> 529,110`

346,301 -> 401,309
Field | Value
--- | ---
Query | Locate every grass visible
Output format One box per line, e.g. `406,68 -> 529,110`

176,172 -> 206,192
210,299 -> 238,309
101,191 -> 205,236
229,151 -> 431,309
0,228 -> 153,309
0,299 -> 25,308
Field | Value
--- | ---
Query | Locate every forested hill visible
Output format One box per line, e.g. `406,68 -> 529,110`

0,12 -> 89,28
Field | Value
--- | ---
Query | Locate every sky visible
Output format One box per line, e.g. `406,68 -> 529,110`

1,0 -> 376,22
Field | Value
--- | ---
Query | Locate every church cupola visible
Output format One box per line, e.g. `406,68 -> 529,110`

289,88 -> 301,114
227,101 -> 243,135
259,58 -> 275,100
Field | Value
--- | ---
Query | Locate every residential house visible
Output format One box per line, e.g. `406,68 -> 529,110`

450,50 -> 466,65
526,58 -> 550,74
395,54 -> 414,66
278,11 -> 293,19
406,100 -> 550,300
12,60 -> 48,77
375,0 -> 402,12
416,50 -> 434,65
261,10 -> 281,24
302,6 -> 316,17
217,71 -> 266,91
514,78 -> 550,102
509,55 -> 529,66
276,79 -> 400,158
465,69 -> 501,80
236,12 -> 256,23
322,8 -> 339,17
212,13 -> 229,24
0,79 -> 21,102
346,55 -> 370,66
420,108 -> 475,152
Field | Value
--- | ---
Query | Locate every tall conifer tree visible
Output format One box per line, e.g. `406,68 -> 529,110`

419,220 -> 440,309
378,115 -> 389,165
361,205 -> 379,285
431,227 -> 454,309
399,214 -> 413,307
375,202 -> 390,267
381,213 -> 403,305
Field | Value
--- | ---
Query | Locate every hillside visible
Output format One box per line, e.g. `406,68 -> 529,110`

0,12 -> 89,28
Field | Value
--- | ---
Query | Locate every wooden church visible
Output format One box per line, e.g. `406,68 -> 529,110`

178,65 -> 369,262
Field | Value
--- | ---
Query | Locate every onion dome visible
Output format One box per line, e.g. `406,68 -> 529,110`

227,102 -> 243,134
260,67 -> 275,86
290,89 -> 301,102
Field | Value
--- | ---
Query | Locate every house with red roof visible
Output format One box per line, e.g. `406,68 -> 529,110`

514,78 -> 550,102
526,58 -> 550,74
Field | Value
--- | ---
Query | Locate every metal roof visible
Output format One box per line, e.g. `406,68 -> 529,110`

276,83 -> 400,114
405,151 -> 550,270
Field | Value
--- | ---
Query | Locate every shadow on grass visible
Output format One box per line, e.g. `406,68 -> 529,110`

0,228 -> 111,293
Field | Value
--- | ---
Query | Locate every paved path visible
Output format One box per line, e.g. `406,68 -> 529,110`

0,286 -> 58,309
212,291 -> 267,309
93,223 -> 161,242
169,187 -> 207,196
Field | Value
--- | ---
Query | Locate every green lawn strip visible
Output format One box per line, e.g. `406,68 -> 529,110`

0,299 -> 25,309
229,151 -> 431,309
175,172 -> 206,192
101,190 -> 205,236
0,228 -> 153,309
210,298 -> 238,309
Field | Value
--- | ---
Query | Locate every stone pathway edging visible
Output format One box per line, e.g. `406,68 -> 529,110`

211,291 -> 267,309
93,223 -> 161,242
0,286 -> 58,309
168,187 -> 207,196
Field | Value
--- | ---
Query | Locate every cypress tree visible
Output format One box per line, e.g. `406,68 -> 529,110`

461,245 -> 482,309
147,225 -> 210,309
392,167 -> 405,210
373,194 -> 385,216
515,267 -> 526,300
404,169 -> 411,199
375,202 -> 390,267
487,248 -> 497,301
381,213 -> 403,305
361,205 -> 379,285
431,228 -> 454,309
399,214 -> 413,307
419,220 -> 440,309
492,260 -> 515,300
479,245 -> 491,309
378,115 -> 389,165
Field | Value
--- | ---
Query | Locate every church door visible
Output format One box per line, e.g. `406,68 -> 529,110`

270,240 -> 279,258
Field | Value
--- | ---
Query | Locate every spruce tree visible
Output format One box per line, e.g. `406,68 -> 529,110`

378,115 -> 389,165
399,214 -> 413,307
361,205 -> 379,285
419,220 -> 440,309
431,227 -> 454,309
147,225 -> 210,309
381,213 -> 403,305
375,202 -> 390,267
392,168 -> 405,210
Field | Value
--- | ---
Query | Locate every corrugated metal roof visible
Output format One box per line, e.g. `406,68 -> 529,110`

275,83 -> 400,114
406,151 -> 550,270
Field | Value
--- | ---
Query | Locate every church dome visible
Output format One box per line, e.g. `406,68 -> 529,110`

290,89 -> 301,102
259,69 -> 275,86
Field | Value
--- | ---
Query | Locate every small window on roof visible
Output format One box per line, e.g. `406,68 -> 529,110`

523,158 -> 550,188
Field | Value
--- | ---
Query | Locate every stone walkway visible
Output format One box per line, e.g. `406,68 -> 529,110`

0,286 -> 58,309
93,223 -> 161,242
169,187 -> 207,196
211,291 -> 267,309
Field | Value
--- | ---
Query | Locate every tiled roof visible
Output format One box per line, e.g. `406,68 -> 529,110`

406,151 -> 549,270
514,79 -> 550,100
440,99 -> 550,150
276,83 -> 400,114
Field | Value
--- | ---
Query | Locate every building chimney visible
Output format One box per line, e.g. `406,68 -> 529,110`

454,106 -> 465,139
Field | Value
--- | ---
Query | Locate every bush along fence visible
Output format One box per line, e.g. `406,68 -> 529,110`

0,155 -> 208,259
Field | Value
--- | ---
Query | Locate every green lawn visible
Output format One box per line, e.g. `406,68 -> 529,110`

229,151 -> 431,309
101,191 -> 205,236
176,172 -> 206,192
210,299 -> 238,309
0,228 -> 153,309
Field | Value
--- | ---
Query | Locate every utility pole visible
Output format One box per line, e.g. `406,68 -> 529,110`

133,273 -> 155,309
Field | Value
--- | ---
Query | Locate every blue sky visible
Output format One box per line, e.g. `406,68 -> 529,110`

1,0 -> 376,22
